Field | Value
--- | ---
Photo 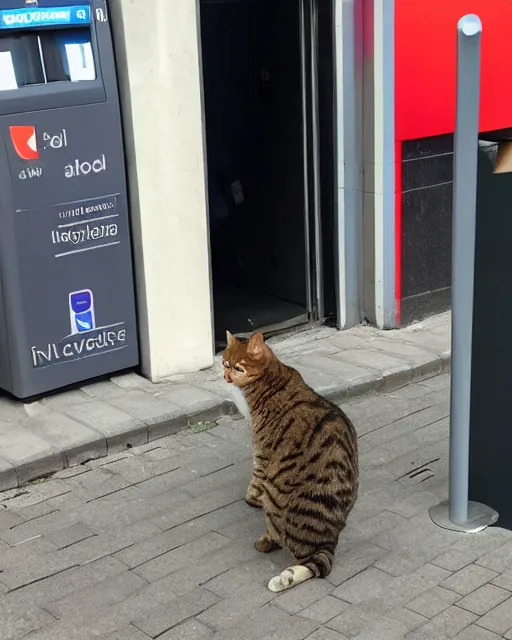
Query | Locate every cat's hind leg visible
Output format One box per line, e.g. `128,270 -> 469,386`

255,532 -> 281,553
255,512 -> 283,553
267,547 -> 335,592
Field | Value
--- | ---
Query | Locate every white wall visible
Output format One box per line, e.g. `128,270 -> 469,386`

109,0 -> 214,380
334,0 -> 364,329
362,0 -> 397,329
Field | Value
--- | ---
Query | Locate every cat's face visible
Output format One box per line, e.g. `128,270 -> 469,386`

222,331 -> 269,387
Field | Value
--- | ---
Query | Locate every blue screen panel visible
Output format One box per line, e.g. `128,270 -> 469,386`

0,5 -> 91,29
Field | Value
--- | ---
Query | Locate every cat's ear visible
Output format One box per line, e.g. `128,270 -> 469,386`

226,330 -> 236,346
247,332 -> 265,358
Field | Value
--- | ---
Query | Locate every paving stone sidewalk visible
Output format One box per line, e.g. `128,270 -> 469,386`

0,313 -> 451,492
1,371 -> 512,640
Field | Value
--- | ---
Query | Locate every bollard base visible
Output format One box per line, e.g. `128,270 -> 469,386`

429,500 -> 499,533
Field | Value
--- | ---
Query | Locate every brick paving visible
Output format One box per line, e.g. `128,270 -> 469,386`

2,371 -> 512,639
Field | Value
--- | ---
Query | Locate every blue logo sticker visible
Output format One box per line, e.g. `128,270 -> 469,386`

69,289 -> 96,334
0,5 -> 91,29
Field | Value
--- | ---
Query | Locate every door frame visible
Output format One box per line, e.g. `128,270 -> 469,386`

300,0 -> 325,322
199,0 -> 339,341
333,0 -> 364,329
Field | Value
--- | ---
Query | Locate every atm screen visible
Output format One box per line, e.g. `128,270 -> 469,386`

0,51 -> 16,89
41,28 -> 96,82
0,5 -> 96,90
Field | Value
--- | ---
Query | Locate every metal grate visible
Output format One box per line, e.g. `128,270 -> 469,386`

397,457 -> 441,486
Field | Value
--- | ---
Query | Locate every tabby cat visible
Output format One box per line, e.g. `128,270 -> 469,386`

222,330 -> 359,592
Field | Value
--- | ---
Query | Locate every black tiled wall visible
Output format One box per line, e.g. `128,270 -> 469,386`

400,134 -> 454,325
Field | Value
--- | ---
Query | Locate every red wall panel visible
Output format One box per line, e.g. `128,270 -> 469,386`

395,0 -> 512,141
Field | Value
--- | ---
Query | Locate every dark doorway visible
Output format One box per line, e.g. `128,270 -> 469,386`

200,0 -> 336,347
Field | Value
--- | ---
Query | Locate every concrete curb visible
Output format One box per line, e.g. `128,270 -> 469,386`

321,351 -> 451,406
0,343 -> 451,493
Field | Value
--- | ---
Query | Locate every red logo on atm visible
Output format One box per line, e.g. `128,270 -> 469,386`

9,126 -> 39,160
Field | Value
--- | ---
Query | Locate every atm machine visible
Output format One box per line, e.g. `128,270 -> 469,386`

0,0 -> 139,399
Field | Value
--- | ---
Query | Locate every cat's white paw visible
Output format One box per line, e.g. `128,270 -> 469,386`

268,569 -> 294,592
267,565 -> 314,592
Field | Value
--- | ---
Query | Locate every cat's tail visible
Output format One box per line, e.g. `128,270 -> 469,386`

304,548 -> 335,578
267,547 -> 335,592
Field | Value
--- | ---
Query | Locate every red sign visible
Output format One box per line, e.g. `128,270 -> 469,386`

9,125 -> 39,160
395,0 -> 512,141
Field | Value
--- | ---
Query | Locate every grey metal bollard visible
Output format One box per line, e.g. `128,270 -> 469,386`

429,14 -> 499,533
